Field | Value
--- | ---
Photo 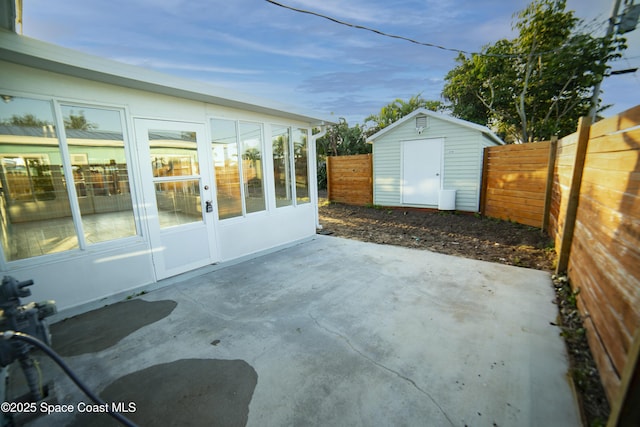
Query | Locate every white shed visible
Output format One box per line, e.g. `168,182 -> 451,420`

367,108 -> 503,212
0,29 -> 331,314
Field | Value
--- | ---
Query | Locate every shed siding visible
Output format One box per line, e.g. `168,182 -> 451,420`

373,115 -> 490,211
373,132 -> 402,205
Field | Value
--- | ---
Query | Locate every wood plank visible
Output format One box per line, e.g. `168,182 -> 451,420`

587,128 -> 640,154
486,141 -> 550,153
583,153 -> 639,172
572,221 -> 640,327
581,169 -> 640,193
569,250 -> 633,376
590,105 -> 640,139
486,180 -> 547,193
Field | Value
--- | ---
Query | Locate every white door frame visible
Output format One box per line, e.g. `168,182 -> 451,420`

401,138 -> 443,205
135,119 -> 218,280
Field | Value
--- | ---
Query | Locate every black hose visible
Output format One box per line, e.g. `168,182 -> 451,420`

1,331 -> 139,427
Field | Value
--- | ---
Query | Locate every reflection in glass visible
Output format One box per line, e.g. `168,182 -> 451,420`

154,180 -> 202,228
240,122 -> 265,214
211,119 -> 242,219
293,128 -> 310,204
149,130 -> 199,177
61,105 -> 137,244
148,129 -> 202,228
0,96 -> 78,260
272,125 -> 292,208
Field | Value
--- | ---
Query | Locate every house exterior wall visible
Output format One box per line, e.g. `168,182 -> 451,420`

373,115 -> 491,212
1,60 -> 318,314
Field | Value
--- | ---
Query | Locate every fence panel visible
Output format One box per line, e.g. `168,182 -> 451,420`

326,154 -> 372,205
563,108 -> 640,403
481,141 -> 550,227
482,106 -> 640,408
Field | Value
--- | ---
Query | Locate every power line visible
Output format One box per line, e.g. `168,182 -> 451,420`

264,0 -> 602,59
265,0 -> 469,55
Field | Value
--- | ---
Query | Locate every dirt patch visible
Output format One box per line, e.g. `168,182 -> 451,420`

318,199 -> 555,271
318,195 -> 610,427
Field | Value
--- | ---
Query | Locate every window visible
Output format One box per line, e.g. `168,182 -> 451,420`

271,125 -> 310,207
211,119 -> 265,219
148,129 -> 201,228
0,95 -> 137,262
272,125 -> 292,207
211,118 -> 241,219
61,105 -> 137,242
240,122 -> 265,214
293,128 -> 310,204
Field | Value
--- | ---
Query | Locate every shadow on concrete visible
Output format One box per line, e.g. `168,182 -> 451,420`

70,358 -> 257,427
51,299 -> 177,356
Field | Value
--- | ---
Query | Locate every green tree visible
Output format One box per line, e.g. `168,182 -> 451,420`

364,95 -> 444,136
442,0 -> 624,142
316,118 -> 368,157
315,118 -> 369,190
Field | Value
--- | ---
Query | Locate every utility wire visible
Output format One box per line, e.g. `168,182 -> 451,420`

265,0 -> 607,59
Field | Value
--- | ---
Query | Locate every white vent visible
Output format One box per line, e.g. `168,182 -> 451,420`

416,116 -> 428,134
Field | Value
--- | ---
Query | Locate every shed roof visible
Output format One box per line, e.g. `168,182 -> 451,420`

367,108 -> 504,145
0,29 -> 334,126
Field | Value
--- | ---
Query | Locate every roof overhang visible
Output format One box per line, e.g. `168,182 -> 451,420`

366,108 -> 504,145
0,29 -> 335,126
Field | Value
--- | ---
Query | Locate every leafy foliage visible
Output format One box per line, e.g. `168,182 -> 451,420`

316,118 -> 369,157
315,95 -> 443,188
364,94 -> 445,136
442,0 -> 625,142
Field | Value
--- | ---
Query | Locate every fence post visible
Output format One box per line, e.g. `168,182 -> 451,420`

479,146 -> 490,215
368,153 -> 373,205
326,156 -> 332,203
555,116 -> 592,274
541,136 -> 558,232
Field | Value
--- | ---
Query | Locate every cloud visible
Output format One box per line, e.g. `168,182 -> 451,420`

281,0 -> 391,24
112,57 -> 263,75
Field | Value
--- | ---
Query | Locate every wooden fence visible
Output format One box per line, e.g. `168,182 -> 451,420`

323,109 -> 640,423
547,108 -> 640,421
326,154 -> 372,205
480,140 -> 552,227
481,107 -> 640,423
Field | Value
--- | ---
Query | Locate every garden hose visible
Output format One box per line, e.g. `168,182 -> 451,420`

1,331 -> 138,427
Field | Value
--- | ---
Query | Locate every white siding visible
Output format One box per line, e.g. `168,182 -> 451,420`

373,114 -> 495,211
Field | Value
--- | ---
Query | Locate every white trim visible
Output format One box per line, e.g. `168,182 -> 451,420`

0,29 -> 334,126
367,108 -> 504,145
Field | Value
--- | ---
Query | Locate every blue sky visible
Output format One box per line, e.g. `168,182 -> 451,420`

21,0 -> 640,125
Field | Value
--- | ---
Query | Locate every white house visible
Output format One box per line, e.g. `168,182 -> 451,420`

0,28 -> 332,314
367,108 -> 503,212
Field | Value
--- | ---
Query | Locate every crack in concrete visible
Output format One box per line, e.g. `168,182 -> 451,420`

309,312 -> 455,427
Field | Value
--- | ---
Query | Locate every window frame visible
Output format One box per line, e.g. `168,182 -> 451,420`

0,93 -> 144,268
210,117 -> 269,221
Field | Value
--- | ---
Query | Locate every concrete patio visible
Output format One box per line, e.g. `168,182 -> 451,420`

19,235 -> 581,426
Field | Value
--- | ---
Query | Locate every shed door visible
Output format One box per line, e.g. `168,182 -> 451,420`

402,138 -> 443,205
